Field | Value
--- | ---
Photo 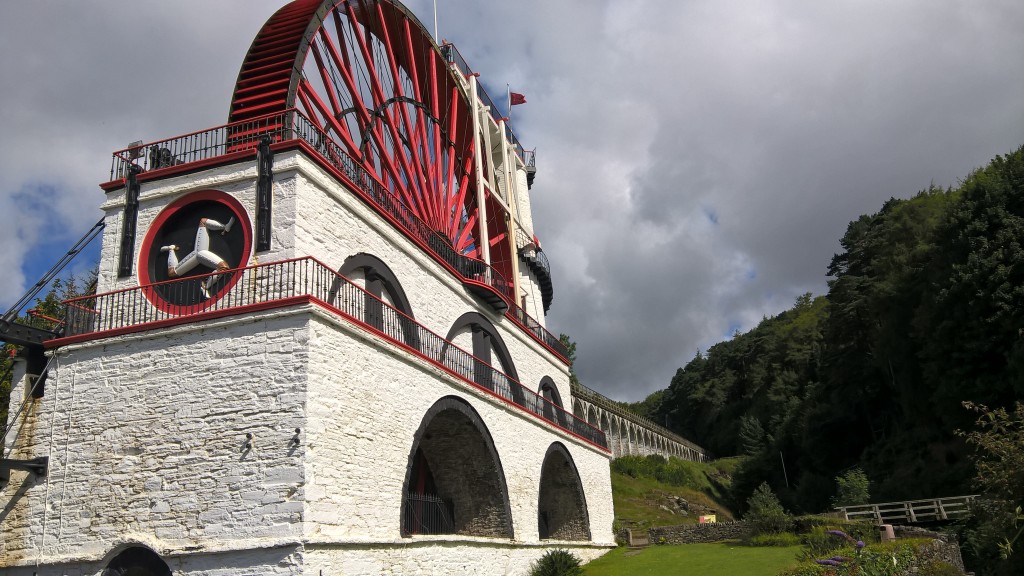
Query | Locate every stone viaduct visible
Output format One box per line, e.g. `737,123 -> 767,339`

572,383 -> 709,462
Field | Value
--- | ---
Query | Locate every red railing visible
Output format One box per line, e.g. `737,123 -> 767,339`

59,257 -> 606,450
106,109 -> 569,362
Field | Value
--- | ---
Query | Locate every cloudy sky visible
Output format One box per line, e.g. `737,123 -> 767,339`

2,1 -> 1022,401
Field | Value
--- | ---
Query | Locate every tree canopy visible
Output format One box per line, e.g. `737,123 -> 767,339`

648,145 -> 1024,515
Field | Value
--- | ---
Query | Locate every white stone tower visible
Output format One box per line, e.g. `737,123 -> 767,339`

1,1 -> 614,574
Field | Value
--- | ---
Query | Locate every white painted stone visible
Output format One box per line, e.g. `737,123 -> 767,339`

6,146 -> 618,574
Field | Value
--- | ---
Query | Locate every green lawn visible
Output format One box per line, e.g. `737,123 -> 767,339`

582,543 -> 802,576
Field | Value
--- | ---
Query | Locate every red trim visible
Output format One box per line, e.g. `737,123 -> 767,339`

98,137 -> 566,364
49,291 -> 607,453
137,190 -> 253,315
309,296 -> 609,453
286,139 -> 520,307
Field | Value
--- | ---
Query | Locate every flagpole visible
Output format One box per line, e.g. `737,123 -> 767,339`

507,84 -> 512,123
433,0 -> 438,41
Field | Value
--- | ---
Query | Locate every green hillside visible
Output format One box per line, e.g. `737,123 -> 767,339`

610,455 -> 741,534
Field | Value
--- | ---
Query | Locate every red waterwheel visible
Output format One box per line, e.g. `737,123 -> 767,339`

229,0 -> 512,284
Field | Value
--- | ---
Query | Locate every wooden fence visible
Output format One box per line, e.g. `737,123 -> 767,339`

836,495 -> 979,525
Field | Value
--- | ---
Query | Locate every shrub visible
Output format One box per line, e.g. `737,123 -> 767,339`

918,559 -> 963,576
831,468 -> 870,508
792,516 -> 877,544
798,527 -> 848,560
748,532 -> 801,547
785,539 -> 926,576
611,454 -> 710,490
529,549 -> 583,576
745,482 -> 792,535
778,565 -> 829,576
611,455 -> 660,480
655,458 -> 703,487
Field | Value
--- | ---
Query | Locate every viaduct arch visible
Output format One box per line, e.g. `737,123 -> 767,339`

571,383 -> 709,461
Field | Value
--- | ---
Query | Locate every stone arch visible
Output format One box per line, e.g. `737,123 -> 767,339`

573,400 -> 585,420
401,396 -> 513,538
609,418 -> 620,457
586,404 -> 599,427
444,312 -> 522,402
102,545 -> 171,576
334,252 -> 419,348
627,425 -> 636,455
537,442 -> 591,541
618,418 -> 629,456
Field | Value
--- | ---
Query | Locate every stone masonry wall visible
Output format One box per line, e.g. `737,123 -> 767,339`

648,521 -> 751,545
303,309 -> 615,547
284,152 -> 575,407
27,149 -> 615,574
1,311 -> 311,571
96,153 -> 575,411
894,526 -> 966,573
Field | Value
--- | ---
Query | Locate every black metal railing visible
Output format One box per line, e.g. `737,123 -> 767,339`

110,112 -> 290,180
285,112 -> 518,303
107,108 -> 563,362
508,303 -> 566,358
61,257 -> 606,449
440,42 -> 526,162
504,123 -> 525,162
403,493 -> 455,534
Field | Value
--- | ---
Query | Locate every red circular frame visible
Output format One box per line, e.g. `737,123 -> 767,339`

138,190 -> 253,315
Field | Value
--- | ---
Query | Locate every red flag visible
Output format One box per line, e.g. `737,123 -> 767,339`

510,92 -> 527,105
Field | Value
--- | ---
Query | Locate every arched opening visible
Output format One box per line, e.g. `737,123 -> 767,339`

537,442 -> 591,541
401,396 -> 513,538
335,253 -> 419,349
587,405 -> 599,428
102,546 -> 171,576
619,420 -> 629,456
444,312 -> 522,403
538,376 -> 564,424
573,400 -> 585,421
609,418 -> 620,456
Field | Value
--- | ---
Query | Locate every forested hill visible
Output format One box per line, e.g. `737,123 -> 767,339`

644,145 -> 1024,513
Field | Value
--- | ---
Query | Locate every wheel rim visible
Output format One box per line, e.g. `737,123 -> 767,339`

230,0 -> 497,262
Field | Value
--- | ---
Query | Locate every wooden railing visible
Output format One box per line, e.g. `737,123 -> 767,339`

836,495 -> 979,524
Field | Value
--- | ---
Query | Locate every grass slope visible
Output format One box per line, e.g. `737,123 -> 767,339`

611,456 -> 741,532
582,543 -> 802,576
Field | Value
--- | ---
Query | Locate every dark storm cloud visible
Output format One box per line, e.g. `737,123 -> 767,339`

2,1 -> 1022,401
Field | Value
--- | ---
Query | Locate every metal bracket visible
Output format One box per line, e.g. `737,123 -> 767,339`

0,456 -> 49,488
256,136 -> 274,252
118,165 -> 142,277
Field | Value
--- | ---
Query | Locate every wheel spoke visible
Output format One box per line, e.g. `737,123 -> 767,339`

229,0 -> 503,266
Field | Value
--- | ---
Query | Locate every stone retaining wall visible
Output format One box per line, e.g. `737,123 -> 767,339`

648,521 -> 751,544
894,526 -> 966,573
